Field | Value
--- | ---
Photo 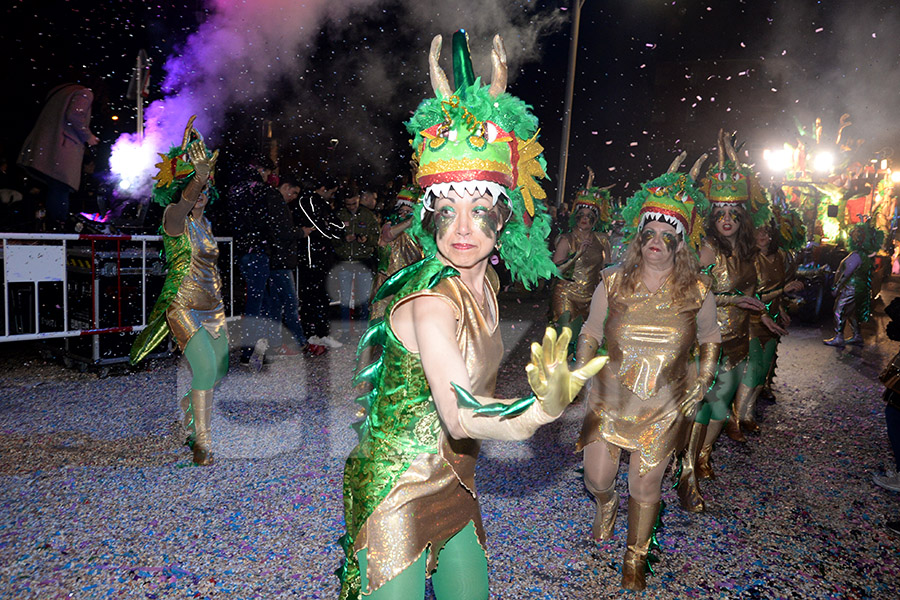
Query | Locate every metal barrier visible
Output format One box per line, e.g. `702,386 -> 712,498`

1,233 -> 235,345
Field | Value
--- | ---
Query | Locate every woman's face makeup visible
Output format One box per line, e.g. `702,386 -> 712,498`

713,206 -> 741,237
640,219 -> 680,266
432,188 -> 501,269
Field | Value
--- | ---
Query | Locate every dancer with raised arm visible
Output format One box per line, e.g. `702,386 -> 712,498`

130,116 -> 225,467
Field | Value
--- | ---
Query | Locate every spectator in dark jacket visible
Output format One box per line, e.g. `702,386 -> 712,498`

229,159 -> 275,367
266,173 -> 325,356
294,178 -> 345,348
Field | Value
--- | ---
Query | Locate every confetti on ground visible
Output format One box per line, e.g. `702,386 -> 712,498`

1,281 -> 899,598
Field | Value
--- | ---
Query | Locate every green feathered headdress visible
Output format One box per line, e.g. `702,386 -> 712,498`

406,31 -> 556,290
701,129 -> 770,228
621,153 -> 710,255
569,186 -> 613,232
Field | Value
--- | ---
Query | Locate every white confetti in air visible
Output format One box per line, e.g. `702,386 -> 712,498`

815,27 -> 824,33
629,142 -> 638,147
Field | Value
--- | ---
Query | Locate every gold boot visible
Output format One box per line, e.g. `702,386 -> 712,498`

183,389 -> 214,466
621,497 -> 661,591
585,478 -> 618,540
697,443 -> 715,480
676,421 -> 707,513
738,386 -> 762,434
725,385 -> 751,442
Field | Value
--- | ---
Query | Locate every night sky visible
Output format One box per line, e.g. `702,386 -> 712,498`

3,0 -> 899,203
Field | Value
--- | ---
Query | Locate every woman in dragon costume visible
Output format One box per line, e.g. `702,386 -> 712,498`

549,167 -> 613,327
337,32 -> 606,599
678,130 -> 783,506
130,116 -> 224,467
575,152 -> 720,590
729,203 -> 805,441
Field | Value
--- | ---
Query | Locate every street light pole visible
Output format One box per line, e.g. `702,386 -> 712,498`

556,0 -> 586,208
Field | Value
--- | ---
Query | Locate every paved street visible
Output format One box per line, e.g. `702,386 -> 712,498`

0,283 -> 898,599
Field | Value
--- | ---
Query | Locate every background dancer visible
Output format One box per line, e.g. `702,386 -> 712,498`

682,130 -> 781,502
130,116 -> 225,467
549,167 -> 612,328
730,204 -> 804,441
824,220 -> 884,347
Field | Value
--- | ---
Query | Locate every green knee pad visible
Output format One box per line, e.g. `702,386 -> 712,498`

703,361 -> 744,422
742,338 -> 777,389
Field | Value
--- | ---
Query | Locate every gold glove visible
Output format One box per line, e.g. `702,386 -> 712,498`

575,333 -> 600,370
526,327 -> 608,417
679,342 -> 721,416
186,134 -> 218,182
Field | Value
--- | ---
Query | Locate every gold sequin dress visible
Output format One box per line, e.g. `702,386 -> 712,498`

550,231 -> 610,322
748,249 -> 794,346
165,213 -> 226,349
340,256 -> 502,598
706,242 -> 757,369
577,267 -> 710,474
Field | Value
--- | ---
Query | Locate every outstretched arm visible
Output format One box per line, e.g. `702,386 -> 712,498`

397,294 -> 605,441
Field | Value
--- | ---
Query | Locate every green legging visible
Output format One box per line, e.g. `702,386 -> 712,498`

183,328 -> 229,390
695,359 -> 747,424
742,337 -> 778,389
358,521 -> 488,600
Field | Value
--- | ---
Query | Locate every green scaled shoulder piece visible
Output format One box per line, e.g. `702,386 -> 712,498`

129,227 -> 192,363
352,254 -> 460,390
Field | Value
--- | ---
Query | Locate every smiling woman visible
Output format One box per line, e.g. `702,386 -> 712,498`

337,31 -> 607,600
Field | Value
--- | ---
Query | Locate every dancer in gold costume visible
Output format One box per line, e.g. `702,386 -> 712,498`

678,131 -> 781,505
577,153 -> 719,591
338,32 -> 607,600
550,168 -> 612,324
368,185 -> 425,322
130,117 -> 225,466
729,205 -> 804,441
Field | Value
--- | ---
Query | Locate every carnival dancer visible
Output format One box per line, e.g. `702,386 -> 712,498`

368,184 -> 425,322
729,204 -> 805,441
130,116 -> 225,467
576,153 -> 719,590
337,32 -> 607,600
680,130 -> 781,498
549,167 -> 613,326
824,220 -> 884,347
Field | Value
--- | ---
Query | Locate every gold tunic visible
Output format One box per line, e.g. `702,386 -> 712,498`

550,230 -> 610,322
706,242 -> 757,369
578,268 -> 709,474
355,273 -> 502,591
748,249 -> 794,345
165,214 -> 226,349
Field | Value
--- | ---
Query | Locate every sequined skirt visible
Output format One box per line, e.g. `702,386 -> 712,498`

577,377 -> 686,475
353,450 -> 485,593
550,279 -> 593,323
